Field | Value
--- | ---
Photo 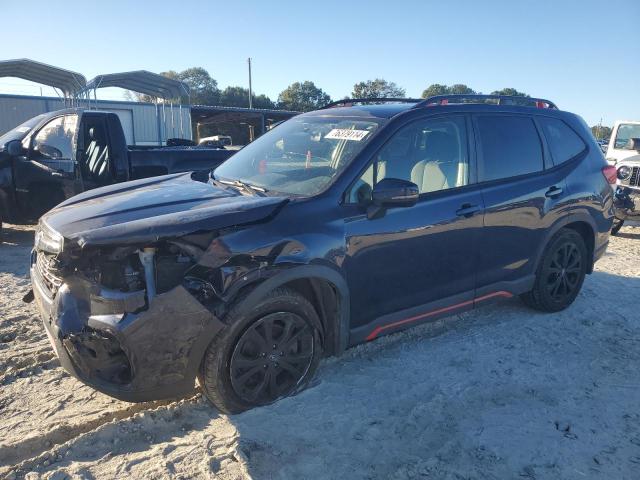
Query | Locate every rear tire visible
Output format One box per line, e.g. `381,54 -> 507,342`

611,218 -> 624,235
521,229 -> 588,312
198,288 -> 322,414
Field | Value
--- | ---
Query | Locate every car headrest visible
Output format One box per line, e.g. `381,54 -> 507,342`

627,138 -> 640,151
88,127 -> 95,140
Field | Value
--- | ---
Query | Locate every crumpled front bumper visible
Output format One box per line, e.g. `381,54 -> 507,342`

31,254 -> 224,402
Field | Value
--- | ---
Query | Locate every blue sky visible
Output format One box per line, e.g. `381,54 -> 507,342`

2,0 -> 638,126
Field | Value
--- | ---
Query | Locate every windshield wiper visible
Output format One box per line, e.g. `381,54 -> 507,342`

216,178 -> 267,196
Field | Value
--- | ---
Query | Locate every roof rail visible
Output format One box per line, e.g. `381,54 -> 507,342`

414,94 -> 558,110
321,97 -> 423,109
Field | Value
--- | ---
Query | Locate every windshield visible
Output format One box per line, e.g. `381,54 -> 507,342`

614,123 -> 640,149
213,116 -> 382,196
0,114 -> 47,147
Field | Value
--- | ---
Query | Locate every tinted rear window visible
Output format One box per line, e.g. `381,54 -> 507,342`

476,115 -> 543,182
539,117 -> 586,165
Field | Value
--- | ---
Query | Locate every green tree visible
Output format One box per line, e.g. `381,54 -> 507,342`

277,81 -> 331,112
591,125 -> 612,140
178,67 -> 219,105
351,78 -> 406,98
421,83 -> 449,98
421,83 -> 475,98
219,86 -> 275,109
491,88 -> 529,97
131,67 -> 219,104
448,84 -> 476,95
253,94 -> 276,109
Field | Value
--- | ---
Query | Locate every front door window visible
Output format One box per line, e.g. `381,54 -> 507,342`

31,115 -> 78,173
347,116 -> 469,203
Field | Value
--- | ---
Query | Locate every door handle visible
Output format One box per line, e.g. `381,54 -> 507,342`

456,203 -> 481,217
545,186 -> 563,198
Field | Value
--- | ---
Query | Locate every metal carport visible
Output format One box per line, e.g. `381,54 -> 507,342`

0,58 -> 86,103
84,71 -> 191,144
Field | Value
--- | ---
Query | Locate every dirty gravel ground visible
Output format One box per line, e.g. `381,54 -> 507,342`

1,223 -> 639,480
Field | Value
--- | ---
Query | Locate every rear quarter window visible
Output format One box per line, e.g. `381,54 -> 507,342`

475,115 -> 543,182
538,117 -> 586,165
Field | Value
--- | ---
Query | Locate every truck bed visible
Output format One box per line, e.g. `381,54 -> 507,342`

128,146 -> 235,179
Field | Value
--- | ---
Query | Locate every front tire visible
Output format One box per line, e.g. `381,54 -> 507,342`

199,288 -> 322,414
521,229 -> 588,312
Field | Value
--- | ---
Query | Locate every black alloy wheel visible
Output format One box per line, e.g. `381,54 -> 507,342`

545,242 -> 583,302
199,287 -> 322,413
230,312 -> 315,405
521,228 -> 588,312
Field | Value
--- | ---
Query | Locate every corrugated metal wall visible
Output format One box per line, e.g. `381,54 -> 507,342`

0,94 -> 192,145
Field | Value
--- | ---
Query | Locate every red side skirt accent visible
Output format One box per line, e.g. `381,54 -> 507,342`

365,291 -> 513,341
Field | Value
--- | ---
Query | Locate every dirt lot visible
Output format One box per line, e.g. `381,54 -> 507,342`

1,223 -> 639,480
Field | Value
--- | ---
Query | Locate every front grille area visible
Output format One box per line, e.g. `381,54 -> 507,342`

35,251 -> 63,297
630,166 -> 640,187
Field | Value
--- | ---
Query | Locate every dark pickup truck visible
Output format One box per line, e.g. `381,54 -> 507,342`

0,108 -> 235,230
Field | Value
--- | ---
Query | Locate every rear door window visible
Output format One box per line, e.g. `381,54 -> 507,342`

538,117 -> 586,165
475,115 -> 543,182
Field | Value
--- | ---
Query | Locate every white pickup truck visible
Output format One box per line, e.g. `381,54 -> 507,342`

607,121 -> 640,233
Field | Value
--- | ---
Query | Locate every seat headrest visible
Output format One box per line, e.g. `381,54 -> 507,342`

88,127 -> 95,140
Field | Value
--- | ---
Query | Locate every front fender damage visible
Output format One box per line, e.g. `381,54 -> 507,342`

196,234 -> 315,304
34,211 -> 335,399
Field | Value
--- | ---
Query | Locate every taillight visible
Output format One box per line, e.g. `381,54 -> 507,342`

602,165 -> 617,184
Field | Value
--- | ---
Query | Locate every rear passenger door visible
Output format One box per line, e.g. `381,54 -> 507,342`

473,114 -> 568,296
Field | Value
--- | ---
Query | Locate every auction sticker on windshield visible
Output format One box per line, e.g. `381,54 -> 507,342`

325,129 -> 370,141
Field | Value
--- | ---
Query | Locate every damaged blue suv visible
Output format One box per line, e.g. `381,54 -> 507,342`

29,95 -> 615,413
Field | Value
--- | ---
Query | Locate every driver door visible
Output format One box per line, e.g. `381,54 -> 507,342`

13,114 -> 82,220
342,115 -> 484,343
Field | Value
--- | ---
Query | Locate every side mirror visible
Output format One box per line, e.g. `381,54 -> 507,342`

5,140 -> 25,156
372,178 -> 419,208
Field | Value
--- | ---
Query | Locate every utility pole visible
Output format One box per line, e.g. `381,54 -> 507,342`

247,57 -> 253,109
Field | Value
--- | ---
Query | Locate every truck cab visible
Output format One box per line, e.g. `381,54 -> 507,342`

0,109 -> 234,231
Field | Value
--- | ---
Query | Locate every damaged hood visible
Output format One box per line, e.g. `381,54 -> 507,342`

42,172 -> 288,247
